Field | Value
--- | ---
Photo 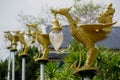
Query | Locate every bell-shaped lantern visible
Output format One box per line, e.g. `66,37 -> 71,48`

24,26 -> 33,46
49,14 -> 64,51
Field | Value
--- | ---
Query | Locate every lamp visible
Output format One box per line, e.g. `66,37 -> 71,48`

24,26 -> 33,47
4,31 -> 19,80
3,31 -> 11,49
3,31 -> 12,80
49,13 -> 64,51
11,31 -> 20,52
18,25 -> 33,80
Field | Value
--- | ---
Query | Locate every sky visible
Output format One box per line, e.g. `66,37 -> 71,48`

0,0 -> 120,60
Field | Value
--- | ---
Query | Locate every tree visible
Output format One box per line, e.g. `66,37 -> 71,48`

17,5 -> 54,26
0,60 -> 8,80
95,48 -> 120,80
71,0 -> 104,24
17,0 -> 105,26
17,12 -> 42,25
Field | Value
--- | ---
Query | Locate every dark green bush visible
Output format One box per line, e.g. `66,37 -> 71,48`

44,40 -> 120,80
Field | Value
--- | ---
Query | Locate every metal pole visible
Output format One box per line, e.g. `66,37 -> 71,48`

12,52 -> 15,80
7,52 -> 11,80
22,57 -> 26,80
83,77 -> 91,80
40,63 -> 44,80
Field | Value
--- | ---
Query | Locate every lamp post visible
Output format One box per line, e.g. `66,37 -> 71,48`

27,23 -> 49,80
18,39 -> 28,80
49,12 -> 64,51
18,25 -> 33,80
11,31 -> 19,80
32,39 -> 45,80
50,3 -> 116,80
7,51 -> 11,80
3,31 -> 12,80
11,51 -> 15,80
4,31 -> 19,80
27,17 -> 64,80
4,21 -> 63,80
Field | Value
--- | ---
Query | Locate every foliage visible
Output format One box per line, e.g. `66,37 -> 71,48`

94,48 -> 120,80
17,0 -> 104,26
39,39 -> 120,80
17,6 -> 66,26
65,40 -> 86,67
15,46 -> 39,80
72,0 -> 104,24
0,60 -> 8,80
17,12 -> 42,25
64,40 -> 120,80
63,40 -> 120,80
35,61 -> 60,80
17,5 -> 56,25
45,61 -> 59,79
1,39 -> 120,80
53,64 -> 78,80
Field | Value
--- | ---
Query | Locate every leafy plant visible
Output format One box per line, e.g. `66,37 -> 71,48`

15,46 -> 39,80
45,61 -> 59,79
72,0 -> 104,24
94,48 -> 120,80
0,60 -> 8,80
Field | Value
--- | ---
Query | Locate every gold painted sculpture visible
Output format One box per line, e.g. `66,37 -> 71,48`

4,31 -> 13,49
4,31 -> 20,51
4,30 -> 32,56
51,3 -> 116,72
26,24 -> 50,60
18,32 -> 31,56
